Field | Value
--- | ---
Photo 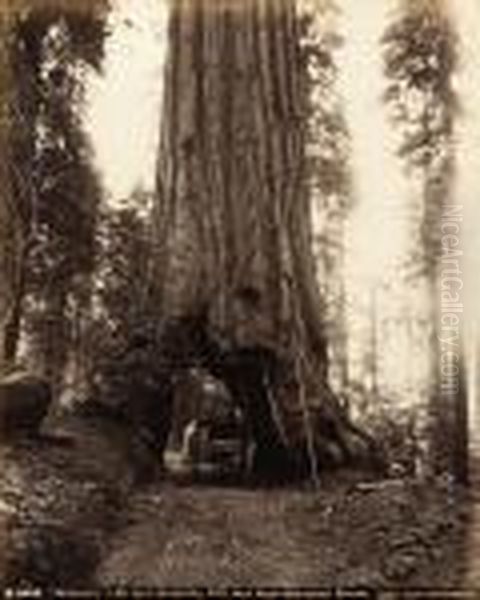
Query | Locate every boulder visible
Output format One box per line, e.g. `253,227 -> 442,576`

0,372 -> 52,438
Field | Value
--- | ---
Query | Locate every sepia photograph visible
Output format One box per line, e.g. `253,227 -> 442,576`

0,0 -> 478,594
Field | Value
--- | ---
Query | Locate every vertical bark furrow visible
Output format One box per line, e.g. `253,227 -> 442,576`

156,0 -> 332,449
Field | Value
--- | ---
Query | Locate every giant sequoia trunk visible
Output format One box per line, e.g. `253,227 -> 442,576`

155,0 -> 377,474
156,0 -> 328,359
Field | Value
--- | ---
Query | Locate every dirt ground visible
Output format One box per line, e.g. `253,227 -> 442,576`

0,415 -> 473,591
96,479 -> 469,589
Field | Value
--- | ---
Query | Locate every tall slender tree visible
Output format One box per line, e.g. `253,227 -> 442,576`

0,7 -> 25,368
0,1 -> 107,371
1,2 -> 106,391
383,0 -> 465,477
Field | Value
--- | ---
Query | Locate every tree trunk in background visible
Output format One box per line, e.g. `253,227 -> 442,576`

383,0 -> 463,478
0,12 -> 17,367
39,288 -> 68,394
155,0 -> 335,457
0,0 -> 107,371
2,249 -> 27,364
451,355 -> 468,484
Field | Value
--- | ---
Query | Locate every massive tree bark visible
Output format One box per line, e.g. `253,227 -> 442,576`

157,0 -> 323,356
155,0 -> 376,475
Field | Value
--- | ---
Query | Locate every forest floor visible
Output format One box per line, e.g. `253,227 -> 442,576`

97,475 -> 470,590
0,413 -> 474,591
